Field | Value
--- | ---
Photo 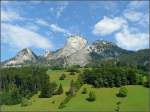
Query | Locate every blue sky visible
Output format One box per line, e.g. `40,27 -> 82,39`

1,1 -> 149,61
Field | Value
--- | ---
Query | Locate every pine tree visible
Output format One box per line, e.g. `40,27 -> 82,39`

68,80 -> 76,96
87,91 -> 96,101
56,83 -> 63,95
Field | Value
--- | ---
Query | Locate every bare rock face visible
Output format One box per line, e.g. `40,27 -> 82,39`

44,35 -> 89,66
66,46 -> 90,66
4,48 -> 37,67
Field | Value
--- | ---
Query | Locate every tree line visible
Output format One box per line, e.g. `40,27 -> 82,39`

80,67 -> 149,88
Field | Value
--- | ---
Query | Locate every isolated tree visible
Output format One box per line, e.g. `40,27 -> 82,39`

68,80 -> 76,96
87,91 -> 96,101
56,83 -> 63,95
117,86 -> 128,97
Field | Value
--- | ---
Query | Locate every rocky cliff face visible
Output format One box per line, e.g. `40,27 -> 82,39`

43,35 -> 90,66
45,35 -> 88,59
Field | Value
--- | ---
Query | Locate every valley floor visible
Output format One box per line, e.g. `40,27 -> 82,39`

1,70 -> 149,112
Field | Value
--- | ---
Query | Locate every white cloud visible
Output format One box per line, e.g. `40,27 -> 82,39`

92,16 -> 127,36
36,19 -> 50,27
50,24 -> 71,35
1,9 -> 23,22
123,11 -> 143,22
91,1 -> 149,51
1,23 -> 52,49
115,27 -> 149,51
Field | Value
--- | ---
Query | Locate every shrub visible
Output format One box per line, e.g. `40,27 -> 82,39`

59,74 -> 66,80
82,88 -> 87,94
116,86 -> 128,97
21,97 -> 31,107
86,91 -> 96,101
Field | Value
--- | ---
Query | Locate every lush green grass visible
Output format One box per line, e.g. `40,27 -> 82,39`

63,85 -> 149,112
1,69 -> 149,112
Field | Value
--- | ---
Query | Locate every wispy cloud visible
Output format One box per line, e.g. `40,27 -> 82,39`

2,23 -> 52,49
50,24 -> 71,36
123,11 -> 143,22
36,18 -> 50,27
1,9 -> 24,22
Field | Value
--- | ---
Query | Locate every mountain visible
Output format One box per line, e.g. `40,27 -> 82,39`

118,49 -> 149,71
89,40 -> 133,61
2,35 -> 149,68
44,35 -> 90,66
45,35 -> 88,59
3,48 -> 38,67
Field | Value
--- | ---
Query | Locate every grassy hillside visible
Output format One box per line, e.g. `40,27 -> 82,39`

1,69 -> 149,112
63,85 -> 149,112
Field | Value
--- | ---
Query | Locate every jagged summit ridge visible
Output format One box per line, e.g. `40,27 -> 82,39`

67,35 -> 87,50
4,48 -> 37,67
45,35 -> 88,59
3,35 -> 147,68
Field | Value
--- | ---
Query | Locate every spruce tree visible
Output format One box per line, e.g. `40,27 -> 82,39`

56,83 -> 63,95
68,80 -> 76,96
87,91 -> 96,101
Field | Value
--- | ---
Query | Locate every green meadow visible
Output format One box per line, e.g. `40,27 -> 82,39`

1,69 -> 149,112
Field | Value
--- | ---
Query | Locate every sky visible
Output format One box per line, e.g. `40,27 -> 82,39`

1,0 -> 149,61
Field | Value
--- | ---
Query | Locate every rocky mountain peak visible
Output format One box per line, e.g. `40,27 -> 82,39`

17,48 -> 33,56
4,48 -> 37,67
93,40 -> 116,46
66,35 -> 87,50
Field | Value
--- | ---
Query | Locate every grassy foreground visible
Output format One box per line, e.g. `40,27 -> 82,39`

1,69 -> 149,112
